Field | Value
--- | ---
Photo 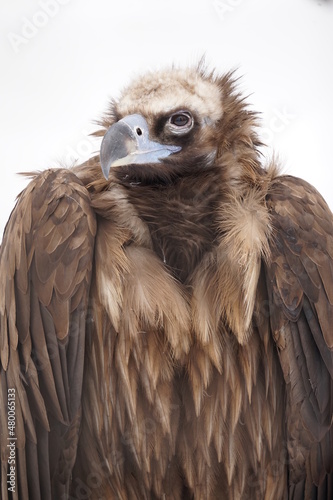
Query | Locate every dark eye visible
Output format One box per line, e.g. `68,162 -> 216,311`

170,113 -> 191,127
167,111 -> 193,134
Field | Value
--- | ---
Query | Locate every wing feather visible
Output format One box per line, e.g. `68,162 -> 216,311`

0,168 -> 96,499
265,175 -> 333,493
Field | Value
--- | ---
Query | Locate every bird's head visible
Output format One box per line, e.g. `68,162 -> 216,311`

99,64 -> 262,186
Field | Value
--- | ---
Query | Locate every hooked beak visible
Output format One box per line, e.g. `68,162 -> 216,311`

100,114 -> 181,180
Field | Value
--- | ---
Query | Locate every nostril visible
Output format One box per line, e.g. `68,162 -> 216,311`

136,127 -> 143,136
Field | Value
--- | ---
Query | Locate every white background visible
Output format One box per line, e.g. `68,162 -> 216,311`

1,0 -> 333,239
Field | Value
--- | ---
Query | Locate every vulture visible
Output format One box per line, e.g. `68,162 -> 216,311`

0,63 -> 333,500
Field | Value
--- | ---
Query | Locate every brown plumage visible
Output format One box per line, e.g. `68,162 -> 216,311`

0,64 -> 332,499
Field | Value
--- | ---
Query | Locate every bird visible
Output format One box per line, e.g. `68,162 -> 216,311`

0,62 -> 332,500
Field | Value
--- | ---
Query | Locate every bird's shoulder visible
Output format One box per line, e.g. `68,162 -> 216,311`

0,167 -> 96,497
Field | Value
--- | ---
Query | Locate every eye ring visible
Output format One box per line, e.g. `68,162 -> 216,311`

167,111 -> 193,135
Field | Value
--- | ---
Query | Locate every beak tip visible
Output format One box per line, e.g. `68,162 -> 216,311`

100,159 -> 111,180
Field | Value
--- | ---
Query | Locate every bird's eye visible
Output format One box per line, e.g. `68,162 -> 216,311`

170,113 -> 191,127
167,111 -> 193,135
